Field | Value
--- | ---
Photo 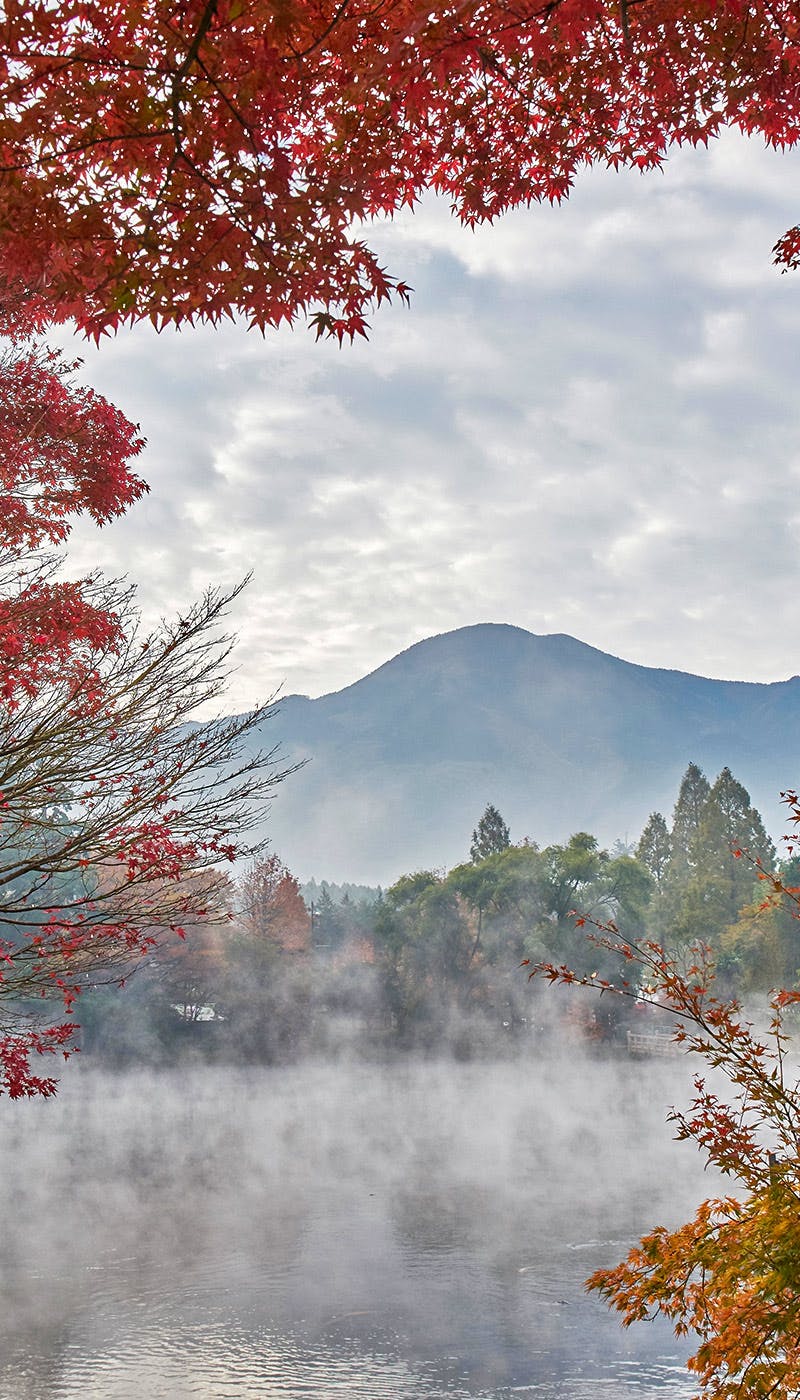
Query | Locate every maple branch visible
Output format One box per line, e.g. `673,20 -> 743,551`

620,0 -> 631,47
129,0 -> 222,248
288,0 -> 354,61
0,127 -> 173,176
193,55 -> 259,156
171,0 -> 220,128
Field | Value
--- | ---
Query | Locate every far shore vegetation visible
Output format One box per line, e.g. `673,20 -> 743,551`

70,763 -> 796,1066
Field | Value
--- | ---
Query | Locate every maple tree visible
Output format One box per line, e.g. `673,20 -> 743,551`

0,342 -> 286,1097
525,798 -> 800,1400
238,853 -> 309,954
2,0 -> 800,342
0,342 -> 147,698
213,854 -> 310,1060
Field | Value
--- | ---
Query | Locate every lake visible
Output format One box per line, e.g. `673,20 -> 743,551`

0,1053 -> 709,1399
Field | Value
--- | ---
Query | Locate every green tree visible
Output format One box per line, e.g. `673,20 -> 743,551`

529,835 -> 653,1038
724,853 -> 800,993
449,843 -> 546,1032
668,762 -> 712,880
658,763 -> 716,948
448,852 -> 516,958
636,812 -> 672,891
539,832 -> 608,925
372,872 -> 440,1038
517,834 -> 651,983
698,767 -> 776,925
660,766 -> 775,954
469,804 -> 511,863
312,887 -> 343,951
373,871 -> 478,1041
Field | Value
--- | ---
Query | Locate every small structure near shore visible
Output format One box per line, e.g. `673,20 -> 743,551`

626,1028 -> 682,1057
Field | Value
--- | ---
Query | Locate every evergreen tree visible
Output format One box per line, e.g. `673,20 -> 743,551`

470,804 -> 511,863
661,764 -> 775,948
313,886 -> 343,950
697,767 -> 776,924
668,762 -> 711,878
636,812 -> 672,890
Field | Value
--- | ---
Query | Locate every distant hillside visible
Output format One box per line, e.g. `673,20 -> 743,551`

246,625 -> 800,885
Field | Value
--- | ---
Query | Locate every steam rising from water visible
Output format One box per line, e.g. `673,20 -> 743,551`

0,1051 -> 713,1399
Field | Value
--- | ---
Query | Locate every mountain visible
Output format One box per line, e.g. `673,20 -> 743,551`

247,624 -> 800,885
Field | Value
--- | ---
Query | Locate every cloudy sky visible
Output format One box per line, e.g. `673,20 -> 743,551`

54,129 -> 800,712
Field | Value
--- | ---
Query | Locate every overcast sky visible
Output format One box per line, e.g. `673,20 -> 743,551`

54,129 -> 800,712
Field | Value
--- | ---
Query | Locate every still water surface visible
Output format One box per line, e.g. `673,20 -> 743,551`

0,1056 -> 708,1399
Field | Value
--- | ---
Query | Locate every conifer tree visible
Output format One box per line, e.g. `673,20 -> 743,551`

636,812 -> 672,891
668,762 -> 711,878
524,812 -> 800,1400
313,887 -> 343,951
470,805 -> 511,863
698,767 -> 776,925
660,765 -> 775,948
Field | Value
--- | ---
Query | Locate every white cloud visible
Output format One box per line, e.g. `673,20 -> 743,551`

43,130 -> 800,706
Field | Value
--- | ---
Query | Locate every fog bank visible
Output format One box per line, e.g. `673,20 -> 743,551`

0,1050 -> 714,1399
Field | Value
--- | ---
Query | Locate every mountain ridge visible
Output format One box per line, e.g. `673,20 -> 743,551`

292,625 -> 796,704
247,625 -> 800,884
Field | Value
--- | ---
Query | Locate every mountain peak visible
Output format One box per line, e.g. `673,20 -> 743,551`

263,627 -> 799,884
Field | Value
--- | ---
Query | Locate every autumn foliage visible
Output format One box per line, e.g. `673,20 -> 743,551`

6,12 -> 800,1391
0,345 -> 145,697
239,854 -> 310,955
0,337 -> 285,1097
526,798 -> 800,1400
3,0 -> 800,341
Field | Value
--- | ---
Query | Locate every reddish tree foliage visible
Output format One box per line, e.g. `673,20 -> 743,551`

238,855 -> 309,955
2,0 -> 800,341
0,569 -> 286,1096
0,345 -> 146,703
0,346 -> 146,547
0,342 -> 285,1097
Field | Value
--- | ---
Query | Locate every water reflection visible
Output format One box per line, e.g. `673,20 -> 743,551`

0,1056 -> 708,1399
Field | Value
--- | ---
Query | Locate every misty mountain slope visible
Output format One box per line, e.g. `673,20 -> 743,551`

250,624 -> 800,884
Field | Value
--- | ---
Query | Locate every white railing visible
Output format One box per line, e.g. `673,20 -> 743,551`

627,1029 -> 680,1057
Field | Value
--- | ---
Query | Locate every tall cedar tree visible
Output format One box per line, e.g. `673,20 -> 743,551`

4,1 -> 800,341
652,764 -> 775,950
698,767 -> 776,924
470,804 -> 511,863
669,762 -> 712,879
636,812 -> 671,891
525,857 -> 800,1400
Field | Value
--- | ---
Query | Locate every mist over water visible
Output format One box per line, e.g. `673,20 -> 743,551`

0,1052 -> 712,1399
